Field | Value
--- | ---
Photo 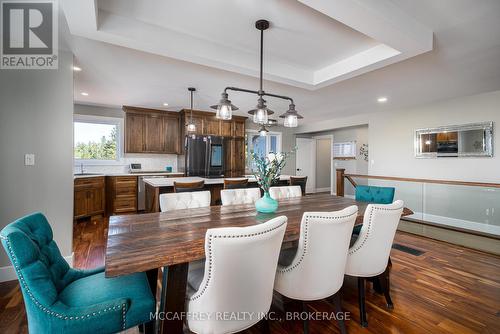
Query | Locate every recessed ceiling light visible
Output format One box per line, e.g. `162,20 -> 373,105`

163,103 -> 169,106
73,66 -> 82,71
81,92 -> 89,96
377,97 -> 388,103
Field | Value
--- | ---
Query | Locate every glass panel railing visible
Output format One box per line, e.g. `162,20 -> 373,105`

366,179 -> 424,221
344,173 -> 500,237
423,184 -> 500,236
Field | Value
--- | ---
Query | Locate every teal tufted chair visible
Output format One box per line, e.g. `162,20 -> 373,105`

352,185 -> 395,235
0,212 -> 155,334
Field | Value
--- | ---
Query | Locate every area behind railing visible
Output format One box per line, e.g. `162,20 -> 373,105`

336,169 -> 500,239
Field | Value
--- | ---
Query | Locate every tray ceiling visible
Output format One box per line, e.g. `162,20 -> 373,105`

61,0 -> 433,90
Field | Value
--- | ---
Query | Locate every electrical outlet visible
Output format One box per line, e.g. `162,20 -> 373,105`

24,154 -> 35,166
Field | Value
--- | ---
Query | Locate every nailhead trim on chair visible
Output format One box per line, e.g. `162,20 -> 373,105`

277,212 -> 357,274
0,234 -> 127,328
348,205 -> 402,255
188,220 -> 288,301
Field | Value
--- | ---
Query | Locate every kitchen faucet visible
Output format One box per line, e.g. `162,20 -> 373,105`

80,163 -> 85,174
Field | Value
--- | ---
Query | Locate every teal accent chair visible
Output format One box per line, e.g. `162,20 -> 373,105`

0,212 -> 155,334
352,185 -> 395,235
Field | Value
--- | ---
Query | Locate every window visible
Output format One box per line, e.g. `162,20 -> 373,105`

245,130 -> 282,170
74,115 -> 122,162
333,141 -> 356,159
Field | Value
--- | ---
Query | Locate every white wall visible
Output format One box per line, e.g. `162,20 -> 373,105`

0,51 -> 74,274
368,91 -> 499,182
298,90 -> 500,183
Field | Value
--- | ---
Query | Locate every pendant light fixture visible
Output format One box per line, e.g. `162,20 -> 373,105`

211,92 -> 239,120
258,118 -> 277,137
187,87 -> 197,133
211,19 -> 303,127
280,103 -> 303,127
259,124 -> 269,137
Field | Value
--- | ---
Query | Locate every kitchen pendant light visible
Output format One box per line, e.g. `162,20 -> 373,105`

248,97 -> 274,124
212,19 -> 303,127
210,92 -> 239,120
279,103 -> 303,128
187,87 -> 197,133
259,124 -> 269,136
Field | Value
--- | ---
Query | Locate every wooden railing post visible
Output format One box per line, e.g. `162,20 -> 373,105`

336,168 -> 345,197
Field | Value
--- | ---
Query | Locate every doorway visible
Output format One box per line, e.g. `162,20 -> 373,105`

314,135 -> 333,193
296,136 -> 333,194
295,137 -> 315,193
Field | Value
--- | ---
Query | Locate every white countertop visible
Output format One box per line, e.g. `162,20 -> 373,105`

106,172 -> 184,177
74,174 -> 105,179
143,175 -> 291,187
74,172 -> 184,179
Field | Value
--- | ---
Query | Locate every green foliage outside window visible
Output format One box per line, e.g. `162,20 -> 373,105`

74,126 -> 117,160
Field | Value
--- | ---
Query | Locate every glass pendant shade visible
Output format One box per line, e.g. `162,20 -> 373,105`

187,122 -> 196,132
211,92 -> 237,120
284,114 -> 298,127
217,104 -> 232,120
253,107 -> 268,124
279,103 -> 302,128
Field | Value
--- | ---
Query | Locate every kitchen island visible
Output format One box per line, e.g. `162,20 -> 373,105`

143,175 -> 291,212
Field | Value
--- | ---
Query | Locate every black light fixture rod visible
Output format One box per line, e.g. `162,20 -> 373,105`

262,92 -> 294,104
223,86 -> 294,104
223,86 -> 259,95
259,28 -> 264,93
188,87 -> 196,123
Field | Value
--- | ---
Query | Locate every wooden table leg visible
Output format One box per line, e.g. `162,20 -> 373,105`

160,263 -> 189,334
145,268 -> 159,334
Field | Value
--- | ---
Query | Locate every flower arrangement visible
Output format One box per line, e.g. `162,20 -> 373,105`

250,148 -> 295,213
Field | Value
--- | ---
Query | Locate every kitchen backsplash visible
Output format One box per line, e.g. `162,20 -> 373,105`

74,154 -> 179,174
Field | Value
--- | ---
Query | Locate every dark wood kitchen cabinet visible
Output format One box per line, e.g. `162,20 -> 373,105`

123,106 -> 181,154
106,176 -> 138,215
225,137 -> 246,177
74,176 -> 105,220
180,109 -> 247,138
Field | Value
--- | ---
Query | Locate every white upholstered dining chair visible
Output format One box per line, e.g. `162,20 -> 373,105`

220,188 -> 261,206
159,191 -> 211,212
274,206 -> 358,334
186,216 -> 287,334
269,185 -> 302,200
345,200 -> 404,327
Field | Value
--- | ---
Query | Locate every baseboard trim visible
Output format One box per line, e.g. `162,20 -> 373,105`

0,253 -> 74,283
314,187 -> 331,193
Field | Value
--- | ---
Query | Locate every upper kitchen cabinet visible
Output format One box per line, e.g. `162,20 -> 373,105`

233,119 -> 245,137
123,106 -> 181,154
204,117 -> 221,135
180,109 -> 247,138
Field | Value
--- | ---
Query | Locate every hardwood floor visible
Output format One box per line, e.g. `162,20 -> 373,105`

1,217 -> 499,334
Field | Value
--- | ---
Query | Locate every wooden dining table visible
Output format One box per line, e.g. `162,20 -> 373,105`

105,193 -> 413,334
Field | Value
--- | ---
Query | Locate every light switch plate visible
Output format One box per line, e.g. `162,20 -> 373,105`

25,154 -> 35,166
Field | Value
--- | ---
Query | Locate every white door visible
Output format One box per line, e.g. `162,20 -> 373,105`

295,138 -> 315,193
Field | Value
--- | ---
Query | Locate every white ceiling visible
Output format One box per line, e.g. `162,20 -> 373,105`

61,0 -> 433,89
63,0 -> 500,124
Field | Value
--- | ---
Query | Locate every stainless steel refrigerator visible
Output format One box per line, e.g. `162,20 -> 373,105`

185,135 -> 225,177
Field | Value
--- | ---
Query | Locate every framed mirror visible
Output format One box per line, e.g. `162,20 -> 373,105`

415,122 -> 493,158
